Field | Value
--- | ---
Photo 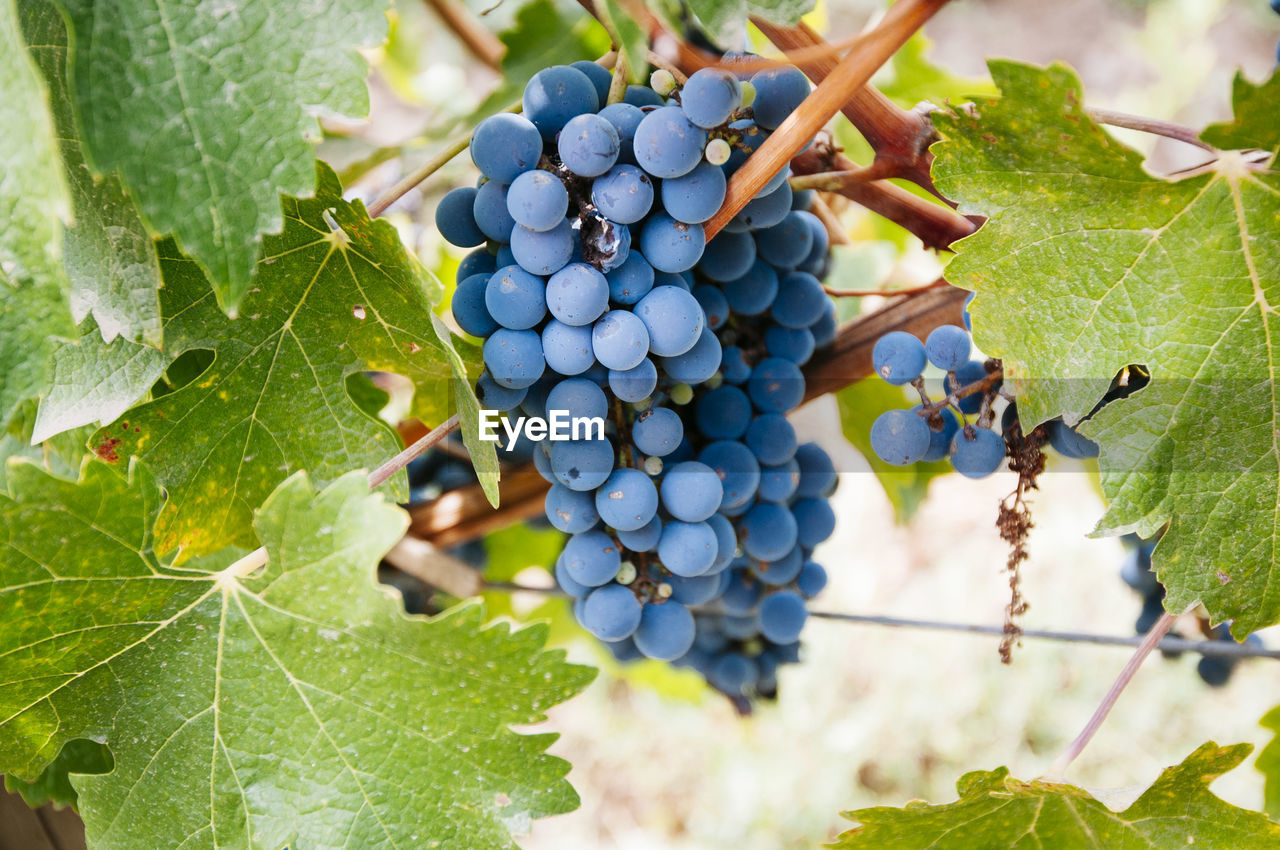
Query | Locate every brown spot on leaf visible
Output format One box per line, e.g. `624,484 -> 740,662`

94,437 -> 122,463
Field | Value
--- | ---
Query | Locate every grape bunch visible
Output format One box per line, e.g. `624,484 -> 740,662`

439,59 -> 839,700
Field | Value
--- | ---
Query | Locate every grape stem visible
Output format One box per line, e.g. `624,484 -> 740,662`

1088,108 -> 1217,153
424,0 -> 505,69
823,277 -> 948,298
606,51 -> 630,104
1044,610 -> 1180,778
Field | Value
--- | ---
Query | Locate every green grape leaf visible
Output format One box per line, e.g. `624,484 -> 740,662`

57,0 -> 390,314
3,738 -> 111,810
833,742 -> 1280,849
89,164 -> 494,556
22,0 -> 163,346
932,62 -> 1280,634
837,379 -> 948,523
0,0 -> 74,427
1259,705 -> 1280,819
0,462 -> 594,848
483,523 -> 566,583
690,0 -> 813,47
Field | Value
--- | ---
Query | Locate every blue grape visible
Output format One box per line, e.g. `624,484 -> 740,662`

633,406 -> 684,457
757,458 -> 800,503
721,570 -> 762,615
794,442 -> 836,498
706,513 -> 738,573
640,214 -> 706,273
581,215 -> 631,272
563,529 -> 622,586
661,161 -> 727,224
658,520 -> 719,576
754,546 -> 803,585
1120,546 -> 1159,596
546,262 -> 610,326
591,164 -> 654,224
558,113 -> 621,177
660,461 -> 724,522
870,409 -> 931,465
608,358 -> 658,402
772,271 -> 827,329
473,180 -> 517,242
550,437 -> 615,490
633,106 -> 708,178
511,219 -> 574,275
485,265 -> 546,329
592,309 -> 650,370
476,371 -> 526,411
667,573 -> 723,605
756,164 -> 791,199
436,187 -> 485,247
635,285 -> 705,357
750,66 -> 811,129
744,413 -> 797,466
739,501 -> 798,561
720,345 -> 752,384
709,653 -> 757,695
680,68 -> 741,128
796,211 -> 829,272
925,324 -> 972,371
507,170 -> 569,232
533,442 -> 556,483
792,188 -> 815,210
554,553 -> 592,598
469,113 -> 543,183
546,483 -> 600,533
872,331 -> 927,385
733,181 -> 792,229
595,467 -> 659,531
483,328 -> 545,389
496,243 -> 516,267
634,601 -> 696,661
541,320 -> 595,375
796,561 -> 827,598
456,247 -> 497,283
693,284 -> 730,331
452,272 -> 499,338
758,591 -> 807,643
571,59 -> 612,104
792,497 -> 835,547
764,325 -> 815,365
756,212 -> 815,268
625,85 -> 665,107
747,357 -> 805,413
723,259 -> 779,316
698,439 -> 760,509
698,230 -> 757,282
598,102 -> 645,164
810,303 -> 838,348
915,405 -> 959,462
696,384 -> 751,439
950,427 -> 1005,478
605,251 -> 655,304
546,377 -> 608,422
659,327 -> 722,384
618,515 -> 663,552
580,584 -> 643,641
1047,419 -> 1100,459
523,65 -> 600,138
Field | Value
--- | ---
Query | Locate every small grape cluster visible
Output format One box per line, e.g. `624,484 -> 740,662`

1119,533 -> 1262,687
438,59 -> 839,700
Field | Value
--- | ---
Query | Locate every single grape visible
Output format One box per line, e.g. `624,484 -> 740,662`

1197,655 -> 1236,687
595,467 -> 659,531
680,68 -> 741,128
541,320 -> 596,376
750,66 -> 811,130
634,601 -> 697,661
510,219 -> 575,275
925,324 -> 972,371
950,427 -> 1006,478
452,272 -> 499,338
754,546 -> 803,584
721,570 -> 762,615
554,553 -> 592,598
870,409 -> 931,466
571,59 -> 612,104
523,65 -> 600,139
435,186 -> 485,247
667,573 -> 723,606
745,413 -> 797,466
661,161 -> 727,224
661,461 -> 724,522
476,371 -> 526,411
796,211 -> 828,272
545,377 -> 608,422
483,328 -> 545,389
709,652 -> 757,695
1120,546 -> 1160,596
698,439 -> 760,510
546,262 -> 610,326
633,106 -> 708,178
633,406 -> 684,457
545,483 -> 600,533
793,442 -> 836,499
507,170 -> 569,232
592,309 -> 650,371
692,284 -> 730,331
618,515 -> 663,552
747,357 -> 805,414
659,327 -> 722,384
756,211 -> 815,268
810,303 -> 838,348
640,214 -> 706,273
872,331 -> 927,385
485,265 -> 546,330
699,230 -> 757,282
772,271 -> 828,329
739,502 -> 799,561
558,113 -> 621,177
705,138 -> 732,165
796,561 -> 827,598
456,247 -> 498,283
635,285 -> 705,357
720,345 -> 752,385
758,591 -> 808,644
792,497 -> 835,547
706,513 -> 738,573
605,251 -> 655,305
723,258 -> 780,316
580,584 -> 643,641
469,113 -> 543,183
591,164 -> 654,224
563,529 -> 622,586
649,68 -> 677,96
696,384 -> 752,440
764,325 -> 815,365
733,180 -> 792,229
658,520 -> 719,576
550,437 -> 615,491
624,84 -> 664,107
472,179 -> 517,243
791,188 -> 815,211
757,458 -> 800,503
608,357 -> 658,402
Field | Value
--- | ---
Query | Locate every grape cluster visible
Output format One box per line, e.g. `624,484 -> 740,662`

439,60 -> 839,699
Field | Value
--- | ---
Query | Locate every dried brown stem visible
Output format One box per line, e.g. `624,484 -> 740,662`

808,195 -> 852,246
424,0 -> 505,69
823,277 -> 948,298
706,0 -> 953,240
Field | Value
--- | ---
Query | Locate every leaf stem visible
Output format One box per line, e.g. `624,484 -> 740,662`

606,50 -> 630,105
423,0 -> 505,69
1044,610 -> 1178,778
366,133 -> 478,219
368,413 -> 461,488
1088,108 -> 1217,153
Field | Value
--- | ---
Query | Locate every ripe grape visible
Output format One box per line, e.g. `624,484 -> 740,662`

925,324 -> 972,371
950,427 -> 1006,478
510,219 -> 574,275
872,331 -> 926,385
635,285 -> 704,357
633,407 -> 684,457
660,161 -> 728,224
680,68 -> 742,128
591,164 -> 654,224
545,483 -> 600,533
658,520 -> 719,576
485,265 -> 547,330
580,584 -> 643,641
558,113 -> 621,177
591,309 -> 650,370
469,113 -> 543,183
633,106 -> 708,178
639,214 -> 706,273
758,591 -> 808,643
523,65 -> 600,138
550,438 -> 614,491
541,320 -> 595,375
435,186 -> 485,247
870,409 -> 931,465
595,467 -> 659,531
750,66 -> 811,130
507,170 -> 569,232
660,461 -> 724,522
545,262 -> 610,326
634,601 -> 697,660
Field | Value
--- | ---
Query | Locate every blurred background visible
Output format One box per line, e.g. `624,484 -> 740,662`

337,0 -> 1280,846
